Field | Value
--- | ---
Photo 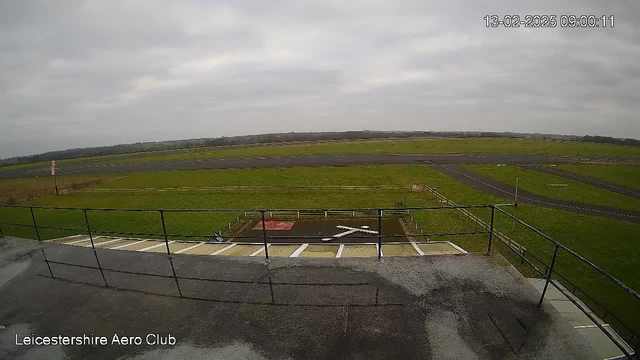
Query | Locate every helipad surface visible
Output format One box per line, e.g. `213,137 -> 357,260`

48,234 -> 466,258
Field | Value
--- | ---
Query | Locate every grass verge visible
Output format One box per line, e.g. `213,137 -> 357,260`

554,164 -> 640,190
462,164 -> 640,211
0,165 -> 638,339
0,175 -> 119,204
4,137 -> 640,173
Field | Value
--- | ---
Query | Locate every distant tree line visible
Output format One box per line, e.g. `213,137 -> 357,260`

580,135 -> 640,147
0,130 -> 636,167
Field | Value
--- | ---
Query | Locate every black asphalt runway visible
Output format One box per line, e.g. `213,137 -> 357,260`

0,153 -> 565,179
0,237 -> 597,360
431,165 -> 640,224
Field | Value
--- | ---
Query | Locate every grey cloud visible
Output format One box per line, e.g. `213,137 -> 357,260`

1,0 -> 639,158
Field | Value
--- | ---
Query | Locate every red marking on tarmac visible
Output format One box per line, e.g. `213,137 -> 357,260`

253,221 -> 295,231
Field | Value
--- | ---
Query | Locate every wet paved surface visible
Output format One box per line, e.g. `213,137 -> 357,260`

0,237 -> 598,360
432,165 -> 640,224
528,278 -> 635,359
0,153 -> 565,179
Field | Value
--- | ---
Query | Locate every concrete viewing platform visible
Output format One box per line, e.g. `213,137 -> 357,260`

0,236 -> 602,359
528,278 -> 634,360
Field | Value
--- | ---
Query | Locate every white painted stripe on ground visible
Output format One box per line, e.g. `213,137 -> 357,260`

447,241 -> 468,254
332,229 -> 359,238
175,242 -> 205,254
65,236 -> 94,245
411,241 -> 425,256
574,324 -> 604,329
83,238 -> 123,248
376,244 -> 384,257
290,244 -> 309,257
45,234 -> 85,243
249,244 -> 270,257
210,243 -> 236,255
336,225 -> 378,234
336,244 -> 345,258
111,240 -> 147,249
603,355 -> 629,360
138,241 -> 174,252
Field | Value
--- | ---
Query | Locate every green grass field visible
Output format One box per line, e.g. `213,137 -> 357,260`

1,166 -> 637,286
554,164 -> 640,190
0,174 -> 119,204
88,137 -> 640,166
3,137 -> 640,173
462,164 -> 640,211
0,151 -> 144,172
1,164 -> 638,339
94,165 -> 432,188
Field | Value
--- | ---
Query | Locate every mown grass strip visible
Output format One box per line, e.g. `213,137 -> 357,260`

4,137 -> 637,172
554,164 -> 640,190
462,164 -> 640,211
1,164 -> 638,338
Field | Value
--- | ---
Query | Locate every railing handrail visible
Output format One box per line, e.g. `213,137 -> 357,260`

0,204 -> 515,212
424,185 -> 638,357
1,199 -> 636,356
493,206 -> 640,302
63,184 -> 409,192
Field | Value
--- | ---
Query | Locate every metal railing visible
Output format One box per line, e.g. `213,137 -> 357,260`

0,204 -> 501,306
422,183 -> 639,358
0,202 -> 637,358
62,184 -> 407,195
426,186 -> 528,254
0,204 -> 502,252
492,206 -> 638,359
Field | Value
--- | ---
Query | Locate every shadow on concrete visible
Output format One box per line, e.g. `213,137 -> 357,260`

0,238 -> 599,360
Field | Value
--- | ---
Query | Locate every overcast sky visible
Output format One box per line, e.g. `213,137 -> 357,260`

1,1 -> 639,158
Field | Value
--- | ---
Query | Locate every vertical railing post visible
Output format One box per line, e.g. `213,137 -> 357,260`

377,209 -> 383,260
84,209 -> 95,247
160,210 -> 182,298
487,206 -> 495,255
537,244 -> 560,308
84,209 -> 108,287
29,207 -> 41,242
160,210 -> 171,255
41,248 -> 54,278
29,207 -> 54,277
261,211 -> 269,260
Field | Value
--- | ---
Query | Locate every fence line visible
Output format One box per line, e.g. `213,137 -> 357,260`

216,209 -> 418,236
62,184 -> 408,195
421,185 -> 527,254
1,199 -> 637,356
420,184 -> 637,357
492,206 -> 638,358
